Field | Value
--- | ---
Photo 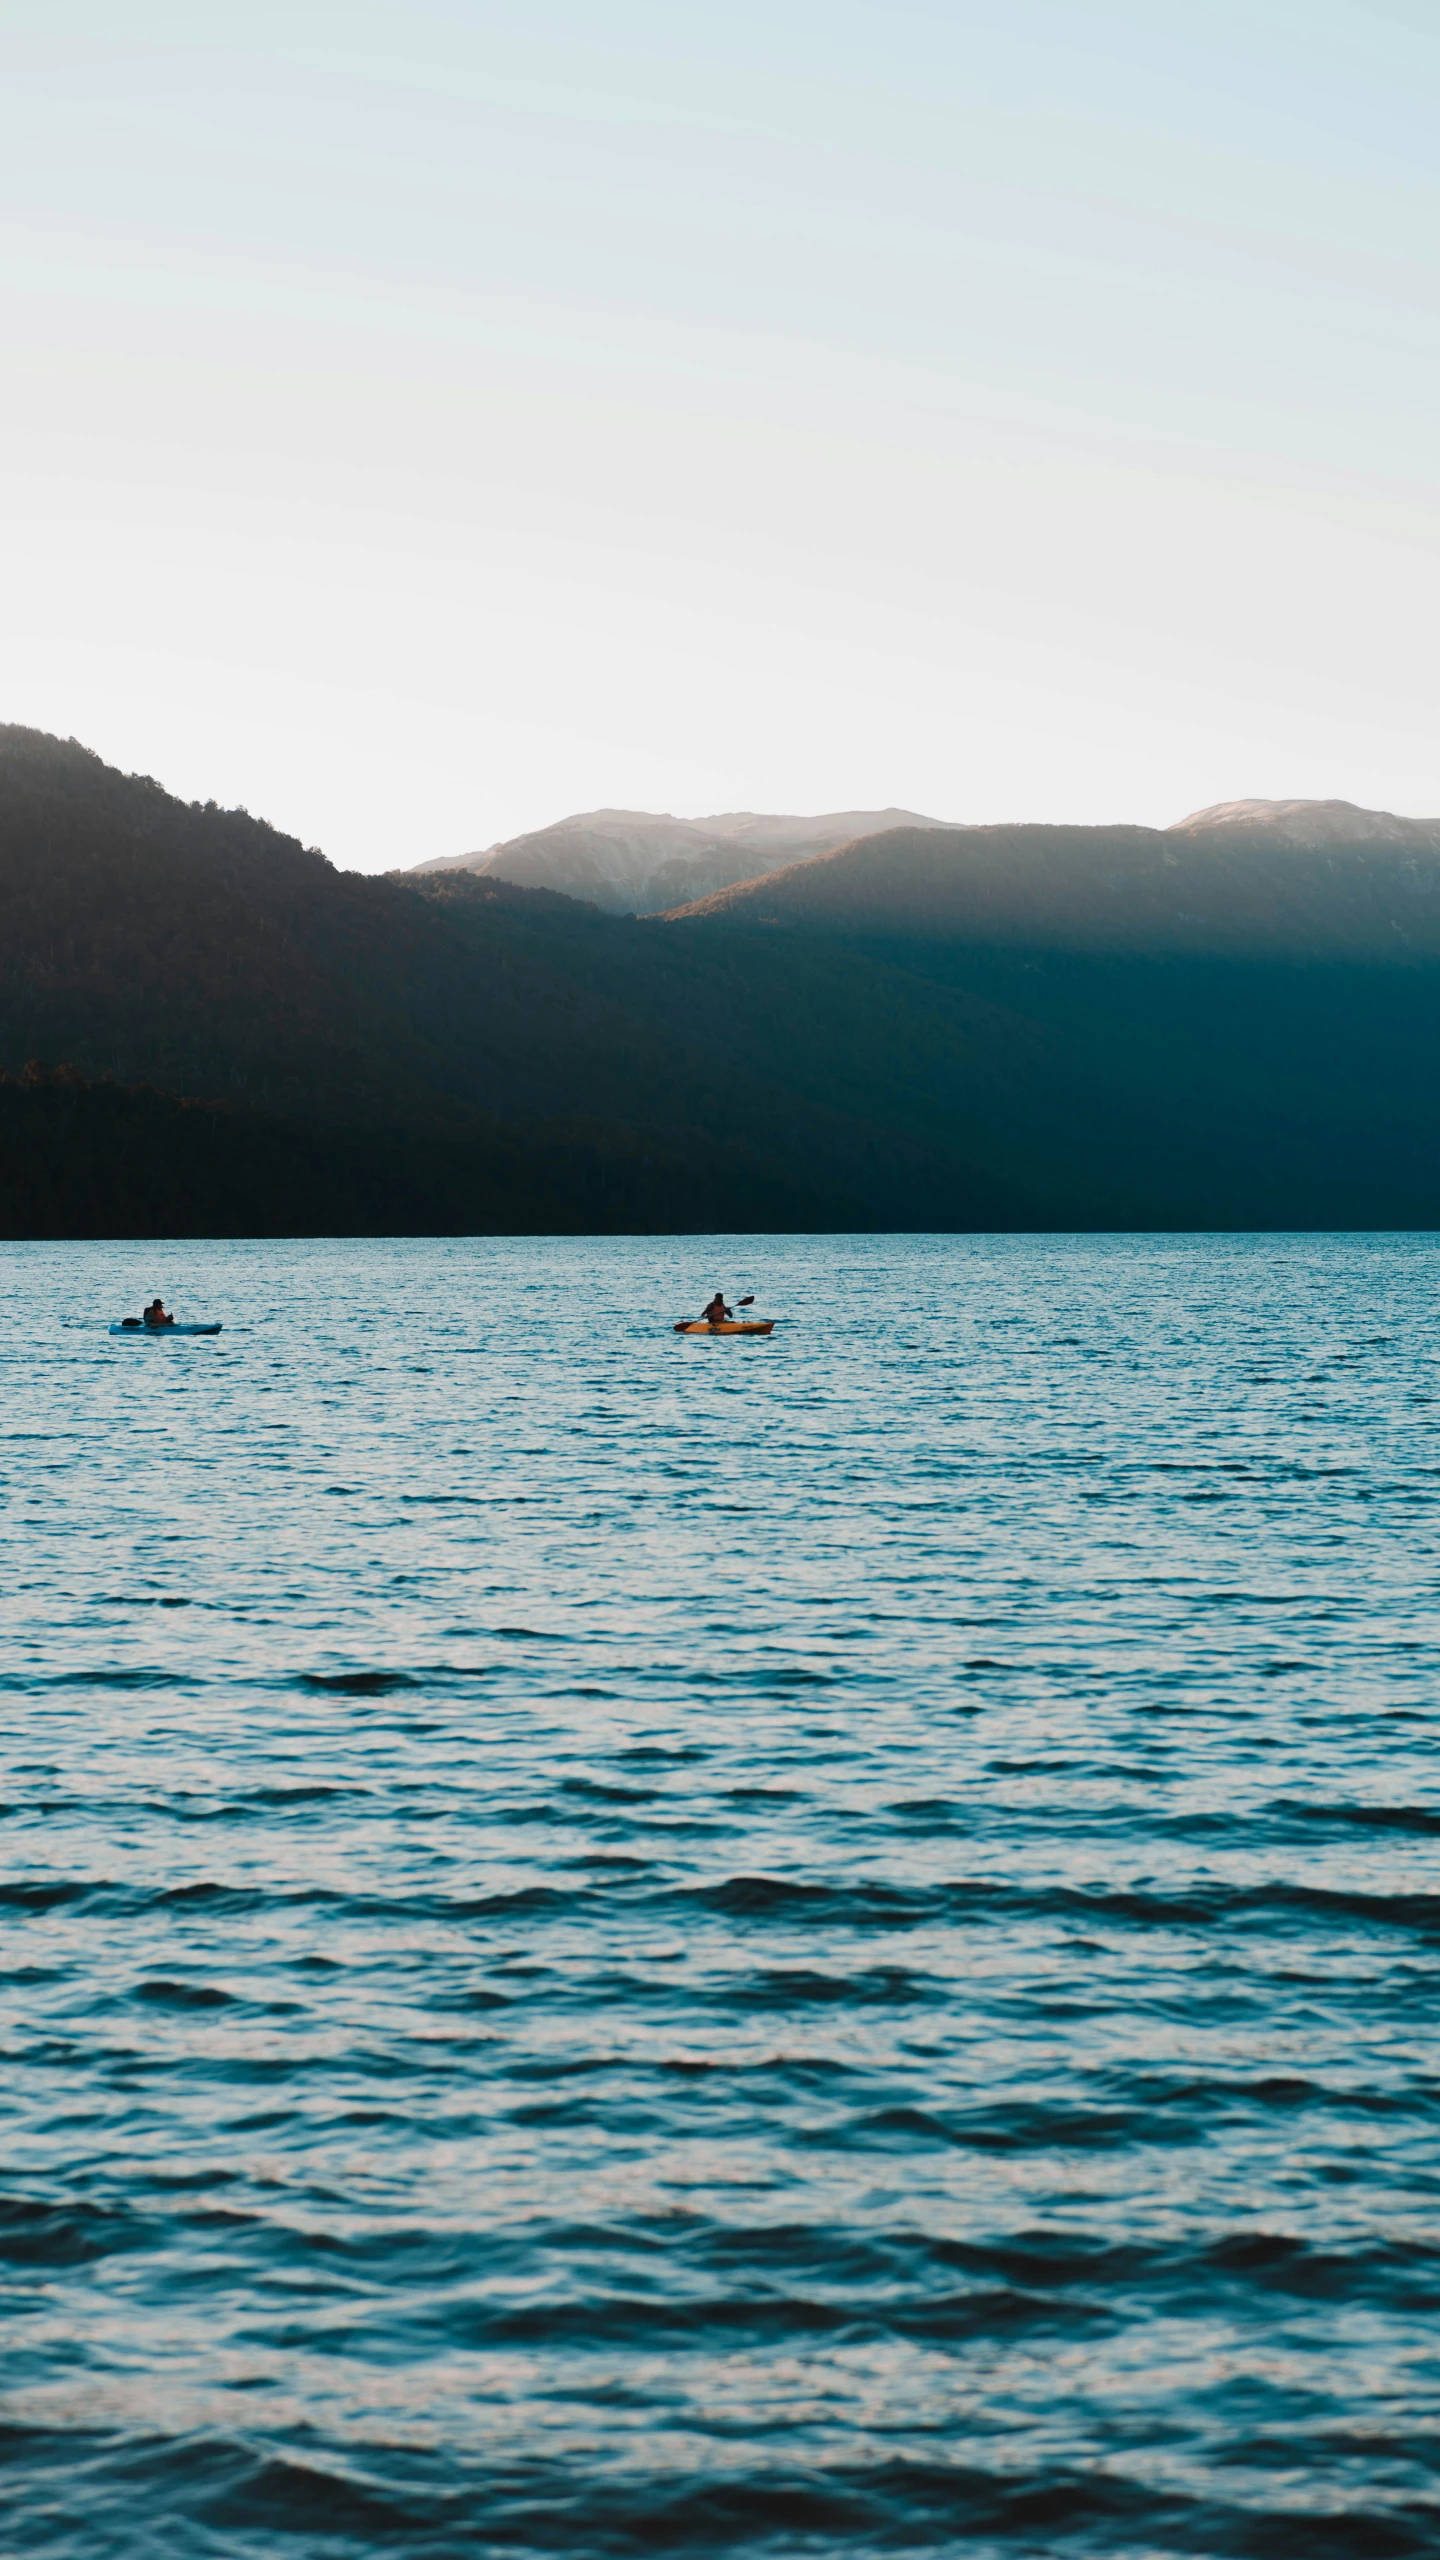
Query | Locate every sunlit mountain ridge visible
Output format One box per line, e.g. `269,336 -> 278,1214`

401,806 -> 942,914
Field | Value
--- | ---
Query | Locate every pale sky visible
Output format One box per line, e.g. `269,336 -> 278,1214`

2,0 -> 1436,870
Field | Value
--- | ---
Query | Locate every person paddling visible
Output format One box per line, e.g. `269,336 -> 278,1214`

141,1298 -> 175,1329
701,1292 -> 734,1325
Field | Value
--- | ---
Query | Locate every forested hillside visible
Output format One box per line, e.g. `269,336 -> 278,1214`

5,725 -> 1440,1235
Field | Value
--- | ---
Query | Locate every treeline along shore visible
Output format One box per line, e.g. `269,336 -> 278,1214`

4,722 -> 1440,1236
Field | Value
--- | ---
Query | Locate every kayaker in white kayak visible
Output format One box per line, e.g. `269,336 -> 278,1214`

701,1292 -> 734,1324
142,1298 -> 175,1329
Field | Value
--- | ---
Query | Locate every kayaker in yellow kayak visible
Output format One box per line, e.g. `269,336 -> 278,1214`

701,1292 -> 734,1324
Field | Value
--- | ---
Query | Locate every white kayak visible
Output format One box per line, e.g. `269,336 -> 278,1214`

109,1321 -> 223,1336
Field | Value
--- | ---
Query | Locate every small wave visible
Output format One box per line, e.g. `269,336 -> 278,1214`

618,1743 -> 710,1764
562,1777 -> 660,1804
1275,1800 -> 1440,1836
0,1668 -> 189,1692
0,1879 -> 99,1913
200,2447 -> 429,2540
131,1978 -> 234,2010
837,2101 -> 1180,2156
720,1967 -> 935,2010
0,2193 -> 148,2268
241,1782 -> 355,1805
449,1884 -> 579,1918
299,1670 -> 420,1694
698,1875 -> 923,1924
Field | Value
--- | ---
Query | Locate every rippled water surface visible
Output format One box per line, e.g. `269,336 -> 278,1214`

4,1233 -> 1440,2558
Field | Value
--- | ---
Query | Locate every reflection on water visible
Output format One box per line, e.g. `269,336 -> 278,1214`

2,1232 -> 1439,2556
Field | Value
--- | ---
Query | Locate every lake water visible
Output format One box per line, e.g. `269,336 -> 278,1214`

3,1233 -> 1439,2558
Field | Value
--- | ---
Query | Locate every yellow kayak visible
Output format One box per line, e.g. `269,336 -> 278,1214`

673,1319 -> 775,1336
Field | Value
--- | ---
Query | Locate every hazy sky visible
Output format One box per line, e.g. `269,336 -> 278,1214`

2,0 -> 1436,869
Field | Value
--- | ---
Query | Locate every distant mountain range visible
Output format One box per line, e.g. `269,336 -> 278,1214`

665,799 -> 1440,954
403,794 -> 1440,944
401,807 -> 942,913
5,724 -> 1440,1236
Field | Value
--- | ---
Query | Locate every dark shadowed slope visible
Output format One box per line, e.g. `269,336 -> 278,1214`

664,802 -> 1440,956
0,729 -> 998,1231
0,724 -> 724,1126
0,728 -> 887,1229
